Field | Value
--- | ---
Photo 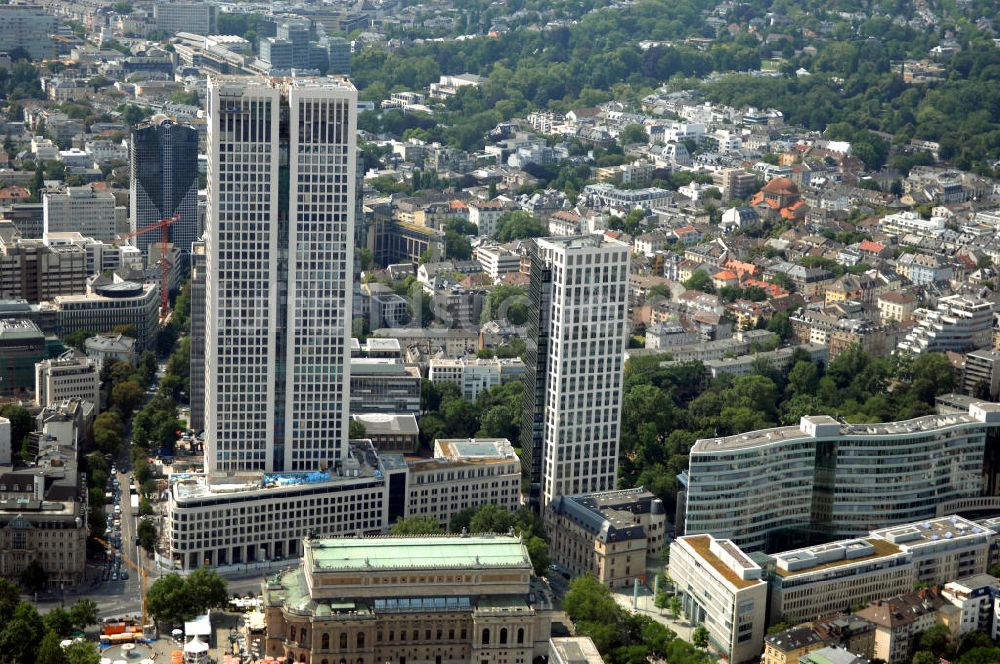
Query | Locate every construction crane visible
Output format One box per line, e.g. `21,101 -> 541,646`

93,534 -> 149,627
118,213 -> 178,321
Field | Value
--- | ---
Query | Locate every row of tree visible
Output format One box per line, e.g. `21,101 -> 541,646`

0,579 -> 99,664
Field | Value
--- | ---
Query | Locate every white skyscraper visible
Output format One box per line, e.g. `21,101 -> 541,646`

204,76 -> 357,474
521,235 -> 630,507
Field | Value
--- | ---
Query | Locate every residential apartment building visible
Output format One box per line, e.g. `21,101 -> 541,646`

153,1 -> 218,35
854,590 -> 947,664
468,199 -> 507,237
261,535 -> 551,664
129,118 -> 199,258
34,354 -> 100,411
43,187 -> 118,243
349,359 -> 421,416
768,515 -> 990,624
941,574 -> 1000,637
520,235 -> 630,508
877,291 -> 918,323
546,488 -> 666,588
428,357 -> 526,401
405,439 -> 522,529
0,239 -> 87,303
0,5 -> 56,60
963,349 -> 1000,400
895,252 -> 953,285
762,626 -> 826,664
54,281 -> 160,353
681,402 -> 1000,552
203,76 -> 357,474
475,243 -> 523,281
898,294 -> 996,354
0,447 -> 88,587
669,534 -> 768,663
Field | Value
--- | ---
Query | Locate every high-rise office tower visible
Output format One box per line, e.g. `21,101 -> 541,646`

129,117 -> 199,257
204,76 -> 357,474
520,235 -> 630,508
188,239 -> 206,433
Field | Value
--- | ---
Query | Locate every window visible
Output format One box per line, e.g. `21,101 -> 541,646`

290,626 -> 296,642
500,628 -> 507,644
340,633 -> 347,648
357,633 -> 364,648
322,633 -> 330,650
482,628 -> 490,645
517,628 -> 524,644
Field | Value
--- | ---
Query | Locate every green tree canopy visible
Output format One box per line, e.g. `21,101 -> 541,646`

389,516 -> 443,535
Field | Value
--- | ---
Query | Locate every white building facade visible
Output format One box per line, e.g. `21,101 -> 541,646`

204,76 -> 358,473
43,187 -> 118,243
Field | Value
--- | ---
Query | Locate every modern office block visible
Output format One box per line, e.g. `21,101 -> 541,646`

681,402 -> 1000,552
129,118 -> 199,259
0,5 -> 56,60
326,36 -> 351,75
43,187 -> 117,243
54,281 -> 160,353
348,358 -> 421,416
0,318 -> 47,398
0,238 -> 87,303
35,353 -> 100,411
520,235 -> 630,508
204,76 -> 357,473
153,1 -> 218,35
669,534 -> 768,664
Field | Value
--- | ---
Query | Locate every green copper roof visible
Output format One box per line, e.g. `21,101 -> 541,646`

309,536 -> 529,571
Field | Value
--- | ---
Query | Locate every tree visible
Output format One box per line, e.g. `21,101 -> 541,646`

68,599 -> 97,630
668,595 -> 682,618
43,607 -> 74,637
63,329 -> 94,351
145,574 -> 190,627
137,517 -> 157,552
138,496 -> 153,517
492,211 -> 547,242
683,270 -> 715,293
111,380 -> 143,414
525,535 -> 550,576
469,503 -> 515,534
348,419 -> 366,439
912,652 -> 936,664
0,602 -> 44,664
0,405 -> 32,451
20,559 -> 47,592
449,506 -> 477,533
184,567 -> 229,614
389,516 -> 443,535
563,575 -> 622,626
919,624 -> 953,659
619,123 -> 649,145
38,629 -> 69,664
692,625 -> 709,650
0,578 -> 20,624
64,642 -> 100,664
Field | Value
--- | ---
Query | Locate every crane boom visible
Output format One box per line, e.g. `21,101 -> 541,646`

118,214 -> 178,320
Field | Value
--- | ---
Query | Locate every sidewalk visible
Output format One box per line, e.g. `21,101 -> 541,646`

610,585 -> 694,642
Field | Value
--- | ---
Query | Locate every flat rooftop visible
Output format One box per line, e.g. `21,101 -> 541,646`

772,538 -> 902,578
871,515 -> 989,548
550,637 -> 605,664
307,535 -> 530,572
692,403 -> 1000,453
435,438 -> 516,461
682,535 -> 764,589
351,412 -> 418,435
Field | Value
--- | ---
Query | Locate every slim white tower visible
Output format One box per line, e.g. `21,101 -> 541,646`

529,235 -> 630,507
204,76 -> 357,473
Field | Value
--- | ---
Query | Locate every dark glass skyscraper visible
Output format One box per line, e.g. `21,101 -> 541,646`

129,117 -> 199,258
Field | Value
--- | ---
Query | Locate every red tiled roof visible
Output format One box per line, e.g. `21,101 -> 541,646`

858,240 -> 885,253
